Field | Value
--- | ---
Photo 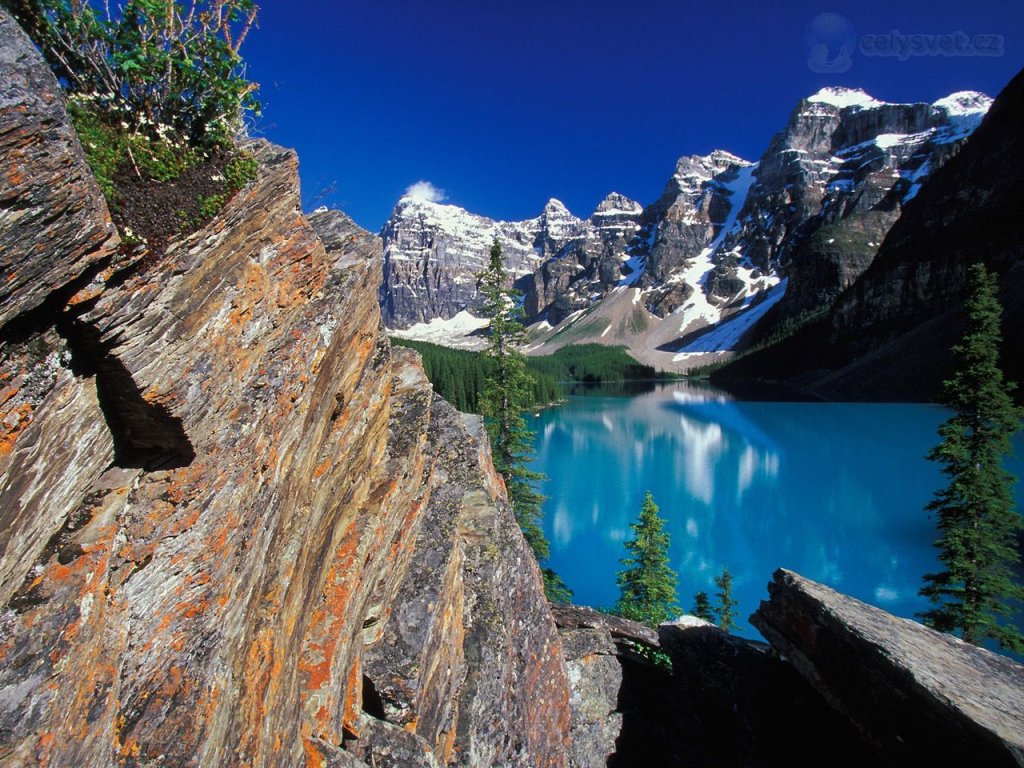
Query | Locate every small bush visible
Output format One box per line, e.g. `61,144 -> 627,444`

224,152 -> 259,189
10,1 -> 265,242
15,0 -> 260,149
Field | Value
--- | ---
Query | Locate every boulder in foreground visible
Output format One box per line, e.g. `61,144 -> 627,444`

752,568 -> 1024,767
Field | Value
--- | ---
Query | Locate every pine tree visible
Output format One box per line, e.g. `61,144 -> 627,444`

615,492 -> 679,627
919,263 -> 1024,651
477,239 -> 571,602
714,568 -> 738,632
692,591 -> 714,622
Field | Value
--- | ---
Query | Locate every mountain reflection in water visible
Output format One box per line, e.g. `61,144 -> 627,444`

527,381 -> 1024,640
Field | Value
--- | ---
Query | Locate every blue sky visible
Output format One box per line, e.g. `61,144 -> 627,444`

243,1 -> 1023,232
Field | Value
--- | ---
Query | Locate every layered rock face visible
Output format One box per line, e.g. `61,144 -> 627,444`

753,569 -> 1024,767
379,196 -> 561,328
523,193 -> 646,325
823,68 -> 1024,392
0,13 -> 569,767
0,11 -> 119,328
634,150 -> 767,321
554,575 -> 1024,768
552,604 -> 879,767
380,192 -> 647,330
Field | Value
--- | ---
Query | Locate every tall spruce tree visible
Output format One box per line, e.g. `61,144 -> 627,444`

714,568 -> 738,632
691,591 -> 714,622
477,240 -> 571,602
615,492 -> 679,627
919,263 -> 1024,652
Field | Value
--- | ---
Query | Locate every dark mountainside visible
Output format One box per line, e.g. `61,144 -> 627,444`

0,9 -> 1022,768
714,66 -> 1024,400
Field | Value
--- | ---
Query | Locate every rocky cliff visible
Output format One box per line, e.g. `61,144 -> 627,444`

731,87 -> 989,320
0,11 -> 569,766
715,67 -> 1023,400
4,10 -> 1021,767
379,196 -> 560,329
553,576 -> 1024,768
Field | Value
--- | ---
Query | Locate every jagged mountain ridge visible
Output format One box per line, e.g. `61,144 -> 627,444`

713,67 -> 1024,401
379,86 -> 991,368
380,190 -> 645,331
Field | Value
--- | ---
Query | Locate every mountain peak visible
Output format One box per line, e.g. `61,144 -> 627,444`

932,91 -> 993,116
705,149 -> 752,168
396,193 -> 442,209
673,151 -> 751,187
592,192 -> 642,217
542,198 -> 573,216
806,87 -> 883,110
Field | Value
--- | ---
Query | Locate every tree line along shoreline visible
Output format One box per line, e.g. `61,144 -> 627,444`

390,338 -> 673,414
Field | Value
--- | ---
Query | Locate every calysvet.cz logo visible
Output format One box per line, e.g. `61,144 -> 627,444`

804,13 -> 1004,73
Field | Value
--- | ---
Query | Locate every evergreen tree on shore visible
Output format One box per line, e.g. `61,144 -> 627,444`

692,591 -> 714,622
714,568 -> 738,632
615,492 -> 679,627
477,240 -> 571,602
919,263 -> 1024,651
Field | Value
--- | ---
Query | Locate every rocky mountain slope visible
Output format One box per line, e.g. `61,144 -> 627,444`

715,66 -> 1023,400
0,12 -> 567,765
379,86 -> 990,371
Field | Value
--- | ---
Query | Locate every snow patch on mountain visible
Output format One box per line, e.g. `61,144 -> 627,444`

932,91 -> 993,116
591,194 -> 643,218
675,163 -> 759,332
901,158 -> 932,202
806,87 -> 883,109
932,92 -> 993,143
674,279 -> 788,358
391,310 -> 489,349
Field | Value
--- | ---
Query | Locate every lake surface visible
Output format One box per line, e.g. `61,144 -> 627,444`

527,381 -> 1024,640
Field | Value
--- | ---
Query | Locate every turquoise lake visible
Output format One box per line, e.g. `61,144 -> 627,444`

526,381 -> 1024,640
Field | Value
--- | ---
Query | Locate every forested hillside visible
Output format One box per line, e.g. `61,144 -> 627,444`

390,340 -> 658,413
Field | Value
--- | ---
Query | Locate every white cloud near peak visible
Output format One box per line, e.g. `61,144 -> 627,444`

403,180 -> 447,203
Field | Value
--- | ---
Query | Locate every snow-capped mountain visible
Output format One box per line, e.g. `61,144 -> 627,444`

715,69 -> 1022,401
378,86 -> 991,367
379,196 -> 560,328
731,86 -> 992,320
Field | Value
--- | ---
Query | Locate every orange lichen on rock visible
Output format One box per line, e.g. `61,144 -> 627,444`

0,401 -> 33,456
342,658 -> 364,737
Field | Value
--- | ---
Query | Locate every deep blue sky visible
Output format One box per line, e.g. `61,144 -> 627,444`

243,1 -> 1023,232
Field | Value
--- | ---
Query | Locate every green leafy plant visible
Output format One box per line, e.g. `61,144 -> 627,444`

67,95 -> 202,202
620,639 -> 673,671
224,151 -> 258,188
8,1 -> 262,237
